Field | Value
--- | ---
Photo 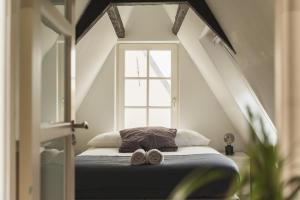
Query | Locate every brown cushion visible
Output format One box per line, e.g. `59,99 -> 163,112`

119,127 -> 178,153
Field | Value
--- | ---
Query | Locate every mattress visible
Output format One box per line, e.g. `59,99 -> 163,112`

78,146 -> 220,157
76,147 -> 239,200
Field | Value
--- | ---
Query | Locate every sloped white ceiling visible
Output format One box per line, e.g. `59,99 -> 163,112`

164,5 -> 276,143
75,6 -> 133,109
206,0 -> 275,121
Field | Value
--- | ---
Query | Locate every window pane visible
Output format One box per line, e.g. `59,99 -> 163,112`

125,79 -> 147,106
125,50 -> 147,77
149,108 -> 171,127
41,137 -> 65,200
149,50 -> 171,77
41,22 -> 65,123
49,0 -> 66,16
149,80 -> 171,106
125,108 -> 147,128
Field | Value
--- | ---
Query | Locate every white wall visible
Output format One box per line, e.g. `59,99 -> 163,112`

119,5 -> 177,42
75,44 -> 243,153
76,14 -> 118,110
76,49 -> 115,153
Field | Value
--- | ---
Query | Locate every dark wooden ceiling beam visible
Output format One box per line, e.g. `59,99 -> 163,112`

76,0 -> 236,53
172,3 -> 189,35
76,0 -> 187,43
76,0 -> 110,43
107,5 -> 125,38
187,0 -> 236,53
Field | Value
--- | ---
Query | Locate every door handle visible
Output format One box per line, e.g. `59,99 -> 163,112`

71,120 -> 89,131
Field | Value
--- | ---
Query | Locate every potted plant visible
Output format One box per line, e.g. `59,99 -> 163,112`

169,109 -> 300,200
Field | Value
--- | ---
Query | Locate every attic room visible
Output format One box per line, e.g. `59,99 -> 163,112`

38,0 -> 277,199
4,0 -> 300,200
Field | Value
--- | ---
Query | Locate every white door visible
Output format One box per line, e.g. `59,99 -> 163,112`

19,0 -> 85,199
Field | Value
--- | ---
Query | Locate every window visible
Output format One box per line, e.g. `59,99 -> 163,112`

117,44 -> 178,129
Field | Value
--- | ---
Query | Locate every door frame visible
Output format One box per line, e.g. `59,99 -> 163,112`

17,0 -> 76,199
3,0 -> 19,199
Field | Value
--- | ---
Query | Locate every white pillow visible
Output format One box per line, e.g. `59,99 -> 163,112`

87,132 -> 122,148
175,129 -> 210,147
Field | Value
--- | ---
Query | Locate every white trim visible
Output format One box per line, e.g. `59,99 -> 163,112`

116,43 -> 179,129
171,44 -> 179,127
276,0 -> 300,183
6,0 -> 20,199
117,40 -> 180,44
0,0 -> 7,198
19,2 -> 42,198
124,106 -> 172,109
6,0 -> 19,199
41,0 -> 72,36
146,50 -> 149,125
114,45 -> 118,132
176,44 -> 181,128
55,39 -> 60,121
40,123 -> 72,142
124,77 -> 171,80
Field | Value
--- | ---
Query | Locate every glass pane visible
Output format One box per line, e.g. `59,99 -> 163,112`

49,0 -> 65,16
41,137 -> 65,200
41,23 -> 65,123
125,79 -> 147,106
149,80 -> 171,106
149,108 -> 171,127
125,108 -> 147,128
125,50 -> 147,77
149,50 -> 171,77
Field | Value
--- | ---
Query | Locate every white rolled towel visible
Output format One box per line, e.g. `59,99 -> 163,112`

146,149 -> 164,165
131,149 -> 147,166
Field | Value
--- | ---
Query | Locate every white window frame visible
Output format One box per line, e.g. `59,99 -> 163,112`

116,43 -> 179,129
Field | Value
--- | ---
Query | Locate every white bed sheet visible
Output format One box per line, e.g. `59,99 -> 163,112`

79,146 -> 220,157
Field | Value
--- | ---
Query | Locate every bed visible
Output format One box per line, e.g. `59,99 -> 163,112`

75,146 -> 239,200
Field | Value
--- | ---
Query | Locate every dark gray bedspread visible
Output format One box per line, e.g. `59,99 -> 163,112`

75,154 -> 239,200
